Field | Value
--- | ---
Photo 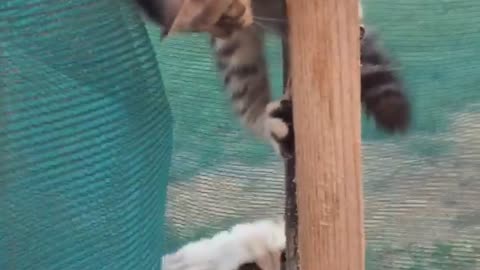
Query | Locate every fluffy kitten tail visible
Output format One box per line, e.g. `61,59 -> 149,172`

360,29 -> 411,133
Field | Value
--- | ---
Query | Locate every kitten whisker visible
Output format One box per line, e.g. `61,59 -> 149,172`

253,16 -> 286,23
253,21 -> 282,35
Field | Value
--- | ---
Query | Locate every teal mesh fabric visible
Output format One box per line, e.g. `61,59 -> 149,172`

147,29 -> 287,250
2,0 -> 480,269
0,1 -> 172,269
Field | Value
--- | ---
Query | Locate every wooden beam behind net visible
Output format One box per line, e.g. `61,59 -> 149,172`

284,0 -> 365,269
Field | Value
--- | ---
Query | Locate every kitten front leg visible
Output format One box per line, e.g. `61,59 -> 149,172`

211,26 -> 293,158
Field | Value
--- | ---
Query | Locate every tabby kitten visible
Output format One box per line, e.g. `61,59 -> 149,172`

134,0 -> 410,157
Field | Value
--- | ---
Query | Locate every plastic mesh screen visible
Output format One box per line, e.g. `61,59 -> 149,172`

0,0 -> 172,269
1,0 -> 480,269
148,0 -> 480,269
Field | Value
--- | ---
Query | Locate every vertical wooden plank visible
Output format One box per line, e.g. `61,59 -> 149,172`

285,0 -> 365,269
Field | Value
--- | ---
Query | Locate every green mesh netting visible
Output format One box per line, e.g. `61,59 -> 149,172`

1,0 -> 172,269
1,0 -> 480,269
151,0 -> 480,268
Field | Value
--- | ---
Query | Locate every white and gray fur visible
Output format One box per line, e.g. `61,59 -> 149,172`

162,218 -> 286,270
134,0 -> 411,158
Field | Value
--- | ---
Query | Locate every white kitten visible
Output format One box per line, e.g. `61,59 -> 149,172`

162,218 -> 285,270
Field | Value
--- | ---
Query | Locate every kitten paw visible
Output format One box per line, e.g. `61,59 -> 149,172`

266,99 -> 294,159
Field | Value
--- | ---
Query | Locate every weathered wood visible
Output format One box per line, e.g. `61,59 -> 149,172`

285,0 -> 365,269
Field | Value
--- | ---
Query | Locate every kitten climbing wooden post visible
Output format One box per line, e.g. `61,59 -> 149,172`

285,0 -> 365,269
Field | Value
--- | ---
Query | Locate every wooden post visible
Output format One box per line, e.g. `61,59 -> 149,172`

285,0 -> 365,269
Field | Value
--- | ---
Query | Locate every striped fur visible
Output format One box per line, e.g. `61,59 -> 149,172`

134,0 -> 410,157
210,26 -> 292,156
360,29 -> 410,132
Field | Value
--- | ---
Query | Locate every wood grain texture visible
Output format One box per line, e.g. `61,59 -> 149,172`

285,0 -> 365,269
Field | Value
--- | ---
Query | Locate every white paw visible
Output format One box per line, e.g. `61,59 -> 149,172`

265,100 -> 294,158
265,101 -> 289,140
266,117 -> 289,140
265,100 -> 282,114
265,112 -> 289,157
